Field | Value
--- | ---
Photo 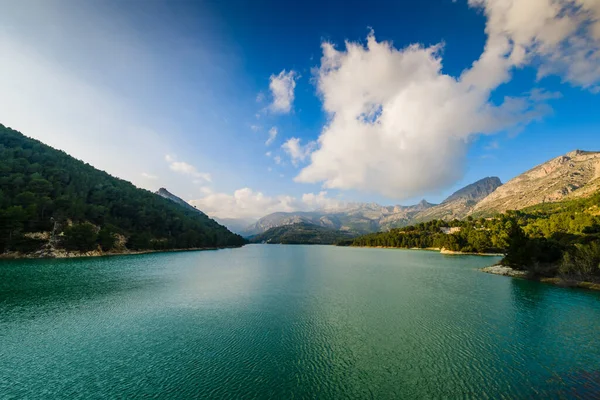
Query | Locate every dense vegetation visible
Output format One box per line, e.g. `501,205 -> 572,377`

351,192 -> 600,282
0,124 -> 246,254
250,223 -> 357,245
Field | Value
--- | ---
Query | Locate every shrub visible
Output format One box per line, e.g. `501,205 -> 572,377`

560,241 -> 600,280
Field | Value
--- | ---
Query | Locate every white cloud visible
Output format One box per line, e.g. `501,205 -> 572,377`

189,188 -> 344,219
468,0 -> 600,91
295,33 -> 552,199
301,191 -> 345,210
274,155 -> 282,165
266,126 -> 278,146
141,172 -> 158,180
281,137 -> 316,166
250,124 -> 261,132
268,70 -> 298,113
165,154 -> 212,182
265,151 -> 272,157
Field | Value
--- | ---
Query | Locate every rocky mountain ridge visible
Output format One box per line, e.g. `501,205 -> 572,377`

471,150 -> 600,216
242,176 -> 502,236
241,150 -> 600,236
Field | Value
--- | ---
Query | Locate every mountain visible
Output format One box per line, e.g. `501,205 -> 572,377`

0,124 -> 245,255
249,222 -> 357,244
155,187 -> 206,215
244,177 -> 502,236
243,201 -> 436,237
410,177 -> 502,223
472,150 -> 600,216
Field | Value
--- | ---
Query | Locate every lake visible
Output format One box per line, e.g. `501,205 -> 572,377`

1,245 -> 600,399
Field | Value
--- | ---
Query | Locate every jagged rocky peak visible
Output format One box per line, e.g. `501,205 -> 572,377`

417,199 -> 435,209
442,177 -> 502,204
155,188 -> 206,215
566,149 -> 598,158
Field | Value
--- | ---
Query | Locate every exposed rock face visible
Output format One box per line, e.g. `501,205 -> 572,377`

442,177 -> 502,204
471,150 -> 600,216
155,188 -> 206,216
411,177 -> 502,223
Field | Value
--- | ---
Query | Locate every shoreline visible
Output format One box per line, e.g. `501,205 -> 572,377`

480,265 -> 600,291
351,245 -> 503,256
0,245 -> 244,260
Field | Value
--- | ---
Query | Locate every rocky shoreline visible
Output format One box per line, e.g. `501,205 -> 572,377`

440,248 -> 504,256
480,264 -> 600,291
0,245 -> 242,260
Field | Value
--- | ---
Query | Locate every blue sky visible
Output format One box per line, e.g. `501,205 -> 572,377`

1,0 -> 599,220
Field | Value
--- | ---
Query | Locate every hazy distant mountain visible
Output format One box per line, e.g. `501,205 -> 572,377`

249,222 -> 357,245
471,150 -> 600,216
213,217 -> 258,235
243,176 -> 503,236
243,199 -> 438,236
232,150 -> 600,239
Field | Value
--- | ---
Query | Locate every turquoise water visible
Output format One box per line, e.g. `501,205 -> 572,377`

1,245 -> 600,399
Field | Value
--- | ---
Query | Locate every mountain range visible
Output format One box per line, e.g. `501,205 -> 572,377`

235,150 -> 600,238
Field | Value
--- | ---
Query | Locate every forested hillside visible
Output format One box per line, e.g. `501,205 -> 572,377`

351,191 -> 600,281
0,124 -> 245,255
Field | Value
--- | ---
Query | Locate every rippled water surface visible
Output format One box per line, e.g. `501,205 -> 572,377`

1,245 -> 600,399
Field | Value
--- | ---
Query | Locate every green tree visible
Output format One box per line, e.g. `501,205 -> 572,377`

63,223 -> 98,252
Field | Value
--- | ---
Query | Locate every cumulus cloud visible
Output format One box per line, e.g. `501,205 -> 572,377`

268,70 -> 298,113
189,188 -> 344,219
295,33 -> 552,199
250,124 -> 261,132
282,137 -> 317,166
469,0 -> 600,91
165,154 -> 212,182
273,155 -> 282,165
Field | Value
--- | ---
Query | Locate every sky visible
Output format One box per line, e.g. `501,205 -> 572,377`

1,0 -> 599,221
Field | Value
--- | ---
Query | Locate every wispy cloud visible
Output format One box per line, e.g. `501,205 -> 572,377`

266,126 -> 278,146
165,154 -> 211,182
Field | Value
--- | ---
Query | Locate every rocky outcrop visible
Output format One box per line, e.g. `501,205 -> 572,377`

471,150 -> 600,216
411,177 -> 502,223
480,265 -> 527,277
155,188 -> 206,216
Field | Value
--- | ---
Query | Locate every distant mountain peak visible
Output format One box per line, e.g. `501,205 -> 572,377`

442,176 -> 502,204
